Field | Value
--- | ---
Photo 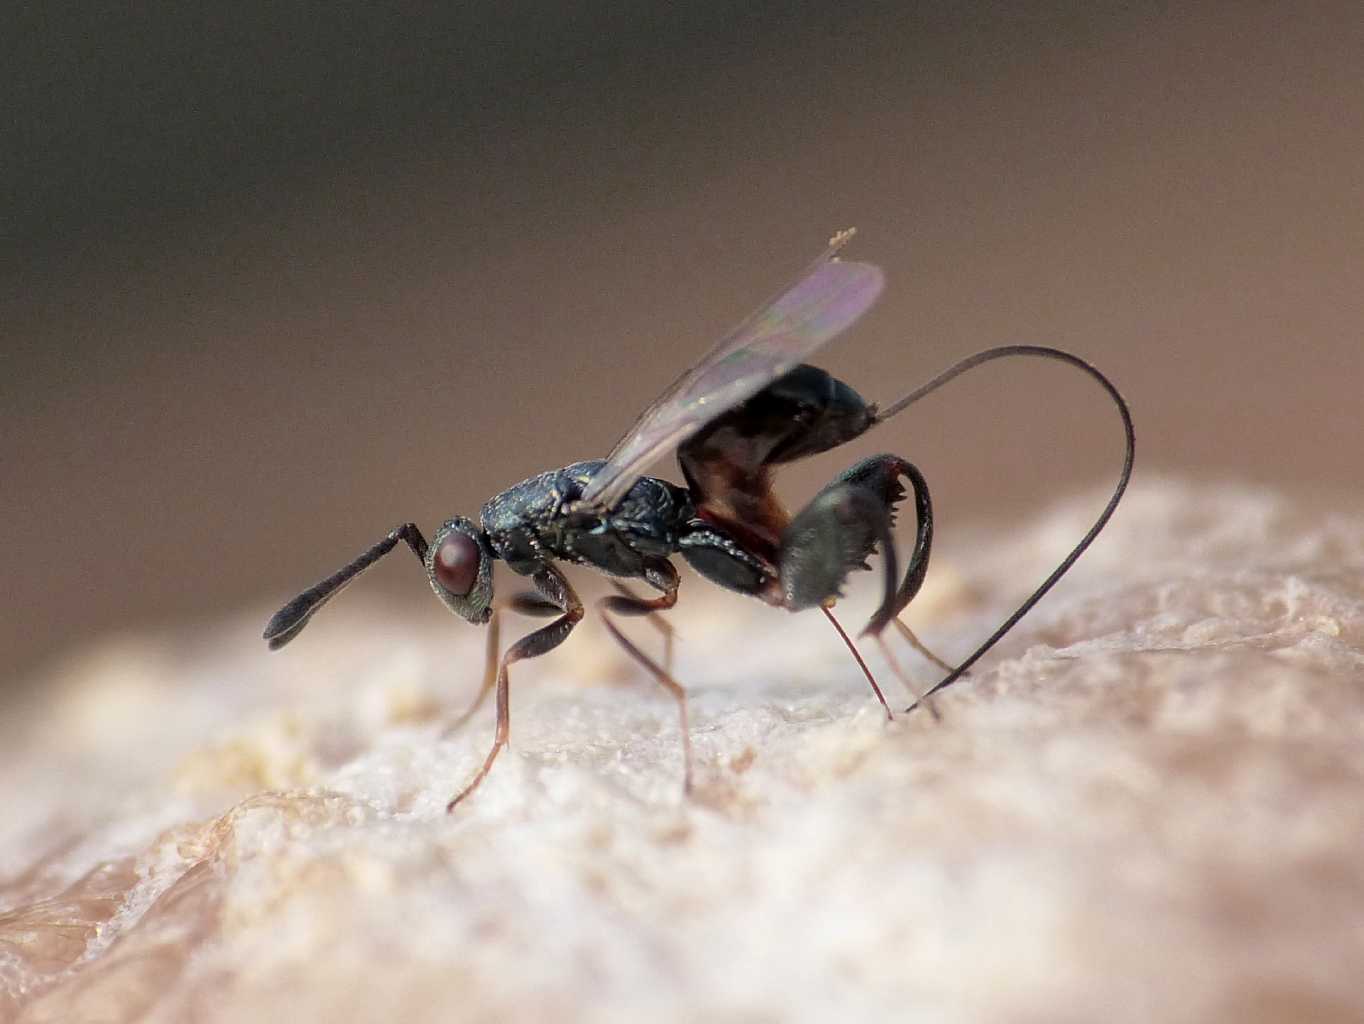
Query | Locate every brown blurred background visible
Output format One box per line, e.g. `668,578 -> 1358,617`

4,3 -> 1361,688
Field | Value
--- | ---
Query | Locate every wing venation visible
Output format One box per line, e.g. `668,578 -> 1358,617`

578,230 -> 884,511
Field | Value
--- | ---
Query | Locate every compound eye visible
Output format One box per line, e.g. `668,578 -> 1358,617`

433,532 -> 480,596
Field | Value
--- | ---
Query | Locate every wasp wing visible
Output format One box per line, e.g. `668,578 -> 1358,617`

578,230 -> 885,512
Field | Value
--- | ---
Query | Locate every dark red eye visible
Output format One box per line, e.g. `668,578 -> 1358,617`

434,533 -> 480,595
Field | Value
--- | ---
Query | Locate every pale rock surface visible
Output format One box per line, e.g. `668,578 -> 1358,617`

2,479 -> 1362,1023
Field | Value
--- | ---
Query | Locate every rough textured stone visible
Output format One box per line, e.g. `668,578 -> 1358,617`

3,479 -> 1362,1023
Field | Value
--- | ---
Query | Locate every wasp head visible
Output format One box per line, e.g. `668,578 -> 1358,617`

426,517 -> 495,624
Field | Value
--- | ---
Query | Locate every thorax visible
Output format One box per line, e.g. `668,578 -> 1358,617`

480,460 -> 694,577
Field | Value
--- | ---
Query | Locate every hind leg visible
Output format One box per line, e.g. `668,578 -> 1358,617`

778,455 -> 932,631
777,454 -> 958,708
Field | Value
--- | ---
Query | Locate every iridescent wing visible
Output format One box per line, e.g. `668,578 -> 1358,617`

578,229 -> 885,511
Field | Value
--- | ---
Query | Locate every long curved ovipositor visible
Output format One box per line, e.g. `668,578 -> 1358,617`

872,345 -> 1135,710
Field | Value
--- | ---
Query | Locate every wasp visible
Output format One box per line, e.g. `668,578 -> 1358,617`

265,230 -> 1133,808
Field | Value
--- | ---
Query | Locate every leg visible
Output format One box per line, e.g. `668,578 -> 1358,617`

833,455 -> 932,638
777,482 -> 895,718
872,632 -> 942,722
783,453 -> 956,658
610,580 -> 677,674
821,604 -> 894,721
443,587 -> 585,734
441,610 -> 501,736
446,566 -> 583,811
596,561 -> 693,794
892,619 -> 956,674
778,455 -> 958,712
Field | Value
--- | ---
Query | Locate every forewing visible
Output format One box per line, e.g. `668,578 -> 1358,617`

579,234 -> 885,511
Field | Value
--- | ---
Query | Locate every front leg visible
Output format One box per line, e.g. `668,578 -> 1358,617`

445,564 -> 583,812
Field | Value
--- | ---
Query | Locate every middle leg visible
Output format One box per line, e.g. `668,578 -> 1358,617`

596,560 -> 693,794
609,580 -> 677,674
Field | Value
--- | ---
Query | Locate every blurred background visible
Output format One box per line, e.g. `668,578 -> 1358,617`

5,2 -> 1360,688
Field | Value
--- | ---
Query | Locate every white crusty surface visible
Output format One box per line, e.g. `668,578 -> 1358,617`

2,479 -> 1362,1023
